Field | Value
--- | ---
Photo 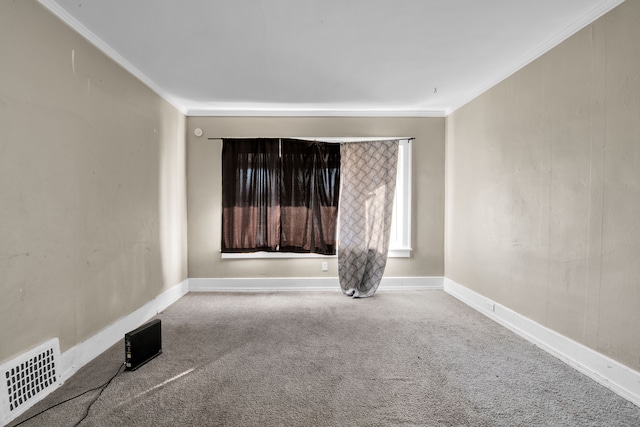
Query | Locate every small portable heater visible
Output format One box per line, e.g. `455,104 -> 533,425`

124,319 -> 162,371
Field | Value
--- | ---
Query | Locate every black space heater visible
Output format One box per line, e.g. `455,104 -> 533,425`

125,319 -> 162,371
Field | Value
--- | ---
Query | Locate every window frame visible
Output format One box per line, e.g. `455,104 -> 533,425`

389,138 -> 412,257
221,137 -> 412,259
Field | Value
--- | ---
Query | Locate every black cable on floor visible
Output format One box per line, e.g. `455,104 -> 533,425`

11,362 -> 125,427
72,362 -> 125,427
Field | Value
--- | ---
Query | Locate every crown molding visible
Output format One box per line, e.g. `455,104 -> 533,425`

37,0 -> 188,115
186,108 -> 446,118
39,0 -> 624,119
37,0 -> 447,118
446,0 -> 625,115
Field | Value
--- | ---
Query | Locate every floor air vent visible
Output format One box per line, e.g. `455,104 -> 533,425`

0,338 -> 61,425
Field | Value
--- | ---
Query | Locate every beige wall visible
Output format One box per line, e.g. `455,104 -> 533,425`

6,0 -> 634,382
187,117 -> 445,279
446,0 -> 640,370
0,1 -> 188,363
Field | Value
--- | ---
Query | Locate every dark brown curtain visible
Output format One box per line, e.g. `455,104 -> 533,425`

280,139 -> 340,255
222,138 -> 281,252
222,138 -> 340,255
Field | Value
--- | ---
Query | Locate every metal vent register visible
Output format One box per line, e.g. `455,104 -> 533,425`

0,339 -> 61,425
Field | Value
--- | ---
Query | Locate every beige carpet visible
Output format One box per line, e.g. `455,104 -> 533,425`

9,290 -> 640,426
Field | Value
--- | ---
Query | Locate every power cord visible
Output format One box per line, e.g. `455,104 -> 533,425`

11,362 -> 125,427
72,362 -> 125,427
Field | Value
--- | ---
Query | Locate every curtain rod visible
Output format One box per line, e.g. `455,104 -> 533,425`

205,137 -> 415,141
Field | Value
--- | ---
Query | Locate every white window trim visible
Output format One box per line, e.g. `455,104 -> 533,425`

221,137 -> 412,259
390,139 -> 412,257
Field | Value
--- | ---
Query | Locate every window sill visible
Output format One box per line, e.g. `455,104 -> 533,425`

221,248 -> 411,259
388,248 -> 412,258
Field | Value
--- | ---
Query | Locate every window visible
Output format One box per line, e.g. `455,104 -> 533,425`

389,138 -> 412,257
222,137 -> 412,259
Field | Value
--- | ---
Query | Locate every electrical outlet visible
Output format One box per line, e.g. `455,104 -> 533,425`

486,300 -> 495,312
321,262 -> 328,271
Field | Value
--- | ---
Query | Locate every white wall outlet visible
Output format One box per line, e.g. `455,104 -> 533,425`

486,300 -> 496,312
321,262 -> 328,271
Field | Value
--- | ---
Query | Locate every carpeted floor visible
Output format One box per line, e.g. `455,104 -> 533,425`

8,290 -> 640,426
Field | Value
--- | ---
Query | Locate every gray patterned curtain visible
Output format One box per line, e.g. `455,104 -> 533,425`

338,140 -> 399,298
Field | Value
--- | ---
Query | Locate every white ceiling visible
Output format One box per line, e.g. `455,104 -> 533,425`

39,0 -> 624,117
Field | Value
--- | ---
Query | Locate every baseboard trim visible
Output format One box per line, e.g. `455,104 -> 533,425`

188,276 -> 444,292
59,279 -> 189,383
443,278 -> 640,408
